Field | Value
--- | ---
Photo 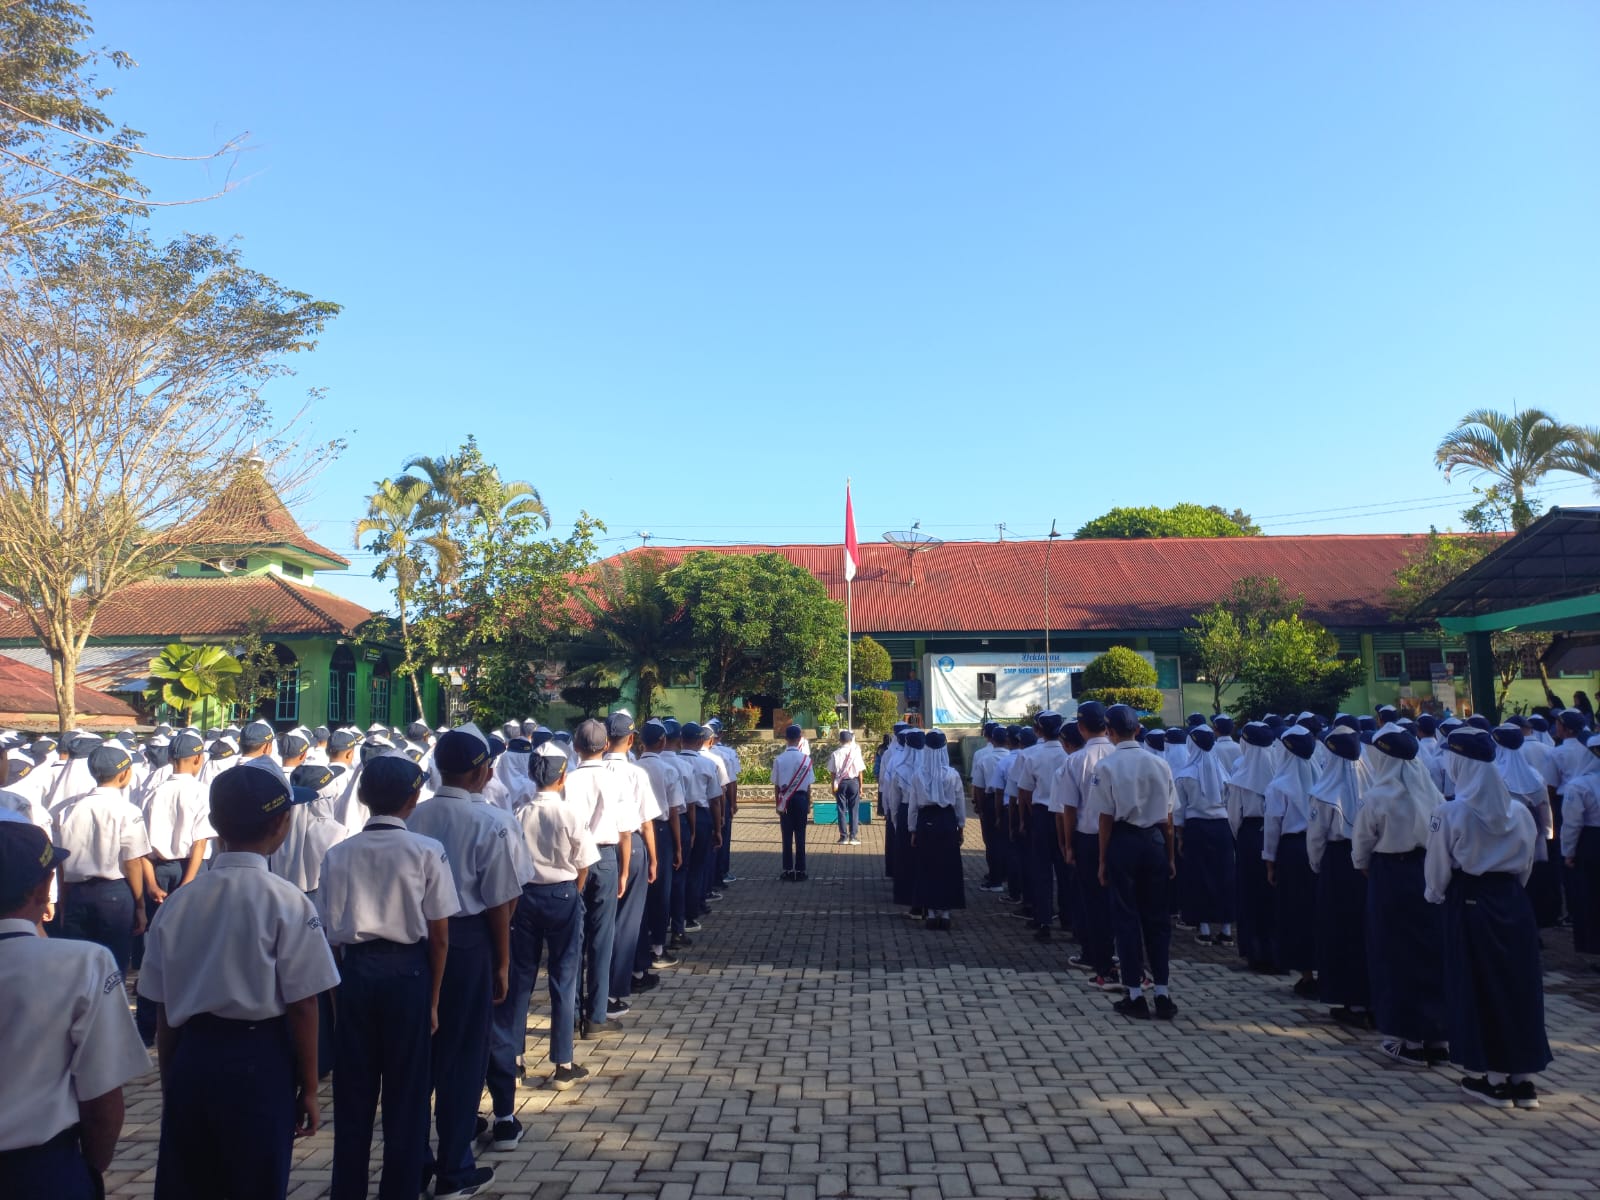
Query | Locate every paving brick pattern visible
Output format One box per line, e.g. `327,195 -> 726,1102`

108,809 -> 1600,1198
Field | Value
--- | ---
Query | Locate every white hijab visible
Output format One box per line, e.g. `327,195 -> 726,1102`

1493,731 -> 1547,802
1309,729 -> 1364,834
1230,739 -> 1278,796
1174,739 -> 1225,811
920,736 -> 951,789
1266,728 -> 1318,805
1451,751 -> 1519,836
1362,733 -> 1442,822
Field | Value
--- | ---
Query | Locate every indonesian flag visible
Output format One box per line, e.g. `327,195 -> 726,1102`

844,485 -> 859,582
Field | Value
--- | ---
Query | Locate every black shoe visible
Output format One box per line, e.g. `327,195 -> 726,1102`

1508,1080 -> 1540,1109
705,890 -> 723,902
1292,976 -> 1319,999
1379,1040 -> 1429,1068
1066,954 -> 1095,971
551,1063 -> 591,1091
1217,933 -> 1235,947
651,952 -> 681,969
669,934 -> 693,949
780,870 -> 795,882
940,917 -> 952,931
1033,926 -> 1051,942
632,973 -> 660,992
435,1166 -> 496,1199
721,875 -> 737,885
581,1023 -> 621,1040
1459,1076 -> 1513,1109
607,998 -> 631,1016
923,916 -> 939,931
908,908 -> 925,919
1113,995 -> 1151,1020
683,920 -> 704,933
1194,933 -> 1215,946
490,1116 -> 523,1151
1330,1006 -> 1375,1030
795,871 -> 807,881
1153,994 -> 1178,1020
1424,1046 -> 1450,1067
473,1115 -> 489,1141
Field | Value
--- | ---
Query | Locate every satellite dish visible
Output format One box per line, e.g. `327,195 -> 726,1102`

882,525 -> 942,587
216,557 -> 238,575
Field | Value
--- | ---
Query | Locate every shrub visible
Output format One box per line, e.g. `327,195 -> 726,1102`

1082,646 -> 1157,691
851,687 -> 900,735
1081,685 -> 1165,713
851,636 -> 892,686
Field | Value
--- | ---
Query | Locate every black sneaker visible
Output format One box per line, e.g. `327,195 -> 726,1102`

1424,1046 -> 1450,1067
1194,933 -> 1215,946
780,870 -> 795,882
551,1063 -> 591,1091
1217,933 -> 1235,947
668,934 -> 693,950
490,1116 -> 523,1151
705,891 -> 723,902
999,895 -> 1022,905
632,973 -> 659,992
721,874 -> 737,884
650,952 -> 680,969
1459,1076 -> 1513,1109
1113,995 -> 1151,1020
606,998 -> 631,1016
473,1115 -> 489,1140
1033,926 -> 1051,942
1379,1040 -> 1429,1068
435,1166 -> 496,1199
908,908 -> 925,919
795,871 -> 808,881
1153,995 -> 1178,1020
1508,1080 -> 1540,1109
683,920 -> 704,933
581,1023 -> 621,1040
1066,954 -> 1094,971
1330,1006 -> 1375,1030
1292,976 -> 1319,999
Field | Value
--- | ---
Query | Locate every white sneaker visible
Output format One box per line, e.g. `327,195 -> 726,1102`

849,838 -> 861,845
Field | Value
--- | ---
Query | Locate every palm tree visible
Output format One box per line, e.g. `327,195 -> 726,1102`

355,477 -> 458,716
1435,407 -> 1586,530
1556,425 -> 1600,492
145,643 -> 242,726
475,468 -> 549,533
574,551 -> 692,721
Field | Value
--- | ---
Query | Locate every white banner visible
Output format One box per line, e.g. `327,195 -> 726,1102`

924,650 -> 1157,726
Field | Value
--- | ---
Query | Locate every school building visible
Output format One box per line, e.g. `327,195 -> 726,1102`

605,532 -> 1599,726
0,465 -> 444,733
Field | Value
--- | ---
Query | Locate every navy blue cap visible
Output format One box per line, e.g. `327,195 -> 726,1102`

681,722 -> 705,742
1036,711 -> 1063,737
1165,726 -> 1188,743
1465,714 -> 1493,731
1212,715 -> 1235,736
506,737 -> 533,753
1145,729 -> 1166,749
552,730 -> 573,745
641,723 -> 666,747
209,763 -> 306,824
1508,714 -> 1531,729
1491,724 -> 1525,751
486,734 -> 506,759
1060,724 -> 1085,750
1189,727 -> 1216,751
1187,713 -> 1207,727
1446,728 -> 1496,763
312,726 -> 331,741
661,718 -> 681,738
239,720 -> 276,750
292,763 -> 336,791
88,743 -> 132,782
1374,728 -> 1419,761
1281,728 -> 1316,760
1105,704 -> 1141,737
0,822 -> 68,894
406,720 -> 431,740
1018,729 -> 1038,748
784,724 -> 802,740
1241,722 -> 1275,747
1416,714 -> 1438,735
1557,709 -> 1588,732
1356,715 -> 1378,733
1324,728 -> 1361,761
530,730 -> 553,748
925,729 -> 948,750
1376,705 -> 1399,721
1527,714 -> 1549,732
169,731 -> 205,759
281,730 -> 311,758
1075,701 -> 1108,732
892,722 -> 910,734
904,729 -> 926,749
209,738 -> 238,760
434,730 -> 491,774
605,712 -> 635,738
1263,713 -> 1284,730
361,755 -> 426,799
329,729 -> 362,752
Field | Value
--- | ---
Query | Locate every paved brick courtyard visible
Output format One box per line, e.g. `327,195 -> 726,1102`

108,808 -> 1600,1199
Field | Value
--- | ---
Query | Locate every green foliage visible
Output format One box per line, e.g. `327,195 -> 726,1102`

145,643 -> 241,724
1236,616 -> 1366,717
571,550 -> 692,722
1184,575 -> 1304,711
851,687 -> 900,735
1389,528 -> 1493,623
1435,407 -> 1595,531
850,636 -> 892,686
1082,646 -> 1157,691
230,609 -> 280,723
1461,484 -> 1542,535
559,682 -> 621,718
1080,686 -> 1166,713
664,551 -> 847,723
1075,503 -> 1258,539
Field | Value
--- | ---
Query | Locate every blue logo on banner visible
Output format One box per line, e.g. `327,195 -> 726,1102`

937,656 -> 956,673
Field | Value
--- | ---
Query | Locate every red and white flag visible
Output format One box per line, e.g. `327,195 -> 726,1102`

843,485 -> 859,582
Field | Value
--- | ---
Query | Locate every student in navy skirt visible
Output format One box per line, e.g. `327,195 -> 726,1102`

1307,726 -> 1370,1028
1352,724 -> 1447,1068
1264,726 -> 1319,996
1557,733 -> 1600,959
911,730 -> 967,930
1426,729 -> 1550,1110
878,727 -> 907,881
1173,727 -> 1234,946
1227,723 -> 1279,972
891,730 -> 925,912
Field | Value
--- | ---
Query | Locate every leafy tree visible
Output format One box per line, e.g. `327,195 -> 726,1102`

0,222 -> 339,730
1075,503 -> 1258,539
850,636 -> 892,687
1434,407 -> 1589,531
664,551 -> 847,723
1236,617 -> 1366,717
559,681 -> 621,720
144,643 -> 240,726
1080,646 -> 1164,713
1185,575 -> 1304,711
852,687 -> 899,735
572,550 -> 692,721
230,609 -> 282,724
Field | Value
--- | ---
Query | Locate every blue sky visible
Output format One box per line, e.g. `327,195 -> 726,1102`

96,2 -> 1600,612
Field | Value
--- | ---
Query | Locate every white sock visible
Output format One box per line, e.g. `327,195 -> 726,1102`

1486,1071 -> 1507,1085
1199,922 -> 1211,935
1222,923 -> 1233,935
495,1111 -> 513,1122
1128,986 -> 1143,1000
652,945 -> 663,955
1154,985 -> 1169,998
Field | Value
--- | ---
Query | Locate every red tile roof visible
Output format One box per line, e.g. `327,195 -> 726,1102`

0,575 -> 376,642
605,535 -> 1454,633
163,465 -> 350,568
0,655 -> 138,728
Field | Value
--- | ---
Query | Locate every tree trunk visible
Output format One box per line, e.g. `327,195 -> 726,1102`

51,643 -> 79,732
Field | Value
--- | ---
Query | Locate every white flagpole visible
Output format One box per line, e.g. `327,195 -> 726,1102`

846,477 -> 853,734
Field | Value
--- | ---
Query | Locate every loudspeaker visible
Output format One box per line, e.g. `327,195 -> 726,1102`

976,673 -> 996,701
1069,670 -> 1086,699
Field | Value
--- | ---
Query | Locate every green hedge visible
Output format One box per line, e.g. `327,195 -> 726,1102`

851,687 -> 900,735
1081,686 -> 1165,713
1082,646 -> 1157,690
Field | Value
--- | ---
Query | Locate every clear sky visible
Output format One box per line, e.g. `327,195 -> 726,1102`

93,2 -> 1600,613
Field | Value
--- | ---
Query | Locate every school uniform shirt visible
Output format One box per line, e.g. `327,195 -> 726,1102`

0,919 -> 150,1153
637,751 -> 687,814
269,804 -> 348,893
519,790 -> 602,884
602,752 -> 664,831
714,743 -> 742,788
675,751 -> 724,810
1560,771 -> 1600,859
909,763 -> 967,828
1423,761 -> 1538,903
698,747 -> 732,791
968,743 -> 994,792
828,742 -> 866,784
1085,740 -> 1175,828
1262,757 -> 1317,862
406,785 -> 530,915
1173,745 -> 1228,825
773,746 -> 814,803
316,817 -> 461,945
1350,752 -> 1440,870
1054,737 -> 1115,827
136,852 -> 341,1025
54,787 -> 152,882
1306,756 -> 1363,872
142,773 -> 214,862
564,760 -> 629,846
1520,738 -> 1560,791
656,750 -> 695,811
1554,737 -> 1595,794
0,786 -> 48,834
1211,736 -> 1244,776
1011,739 -> 1067,812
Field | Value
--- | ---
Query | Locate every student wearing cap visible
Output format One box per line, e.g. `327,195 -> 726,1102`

198,733 -> 239,789
773,724 -> 814,882
318,756 -> 460,1200
909,729 -> 965,929
46,735 -> 100,813
565,719 -> 632,1038
694,724 -> 732,901
706,720 -> 741,887
0,823 -> 150,1199
305,726 -> 331,767
405,727 -> 528,1197
1306,726 -> 1371,1027
876,725 -> 906,880
269,733 -> 349,898
828,730 -> 865,846
490,741 -> 595,1102
969,724 -> 1003,887
53,745 -> 151,974
1352,724 -> 1447,1068
1263,725 -> 1319,997
633,722 -> 683,978
1013,711 -> 1068,942
1558,733 -> 1600,961
1426,727 -> 1550,1109
1055,707 -> 1118,986
659,719 -> 697,947
676,723 -> 723,928
1210,716 -> 1243,774
138,765 -> 340,1200
602,711 -> 661,1012
1172,726 -> 1234,947
889,729 -> 925,912
1087,705 -> 1178,1018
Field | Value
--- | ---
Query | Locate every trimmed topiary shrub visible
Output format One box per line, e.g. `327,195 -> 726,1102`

851,687 -> 900,735
1080,647 -> 1163,713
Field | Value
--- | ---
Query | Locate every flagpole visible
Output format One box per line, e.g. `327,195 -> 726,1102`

846,477 -> 853,734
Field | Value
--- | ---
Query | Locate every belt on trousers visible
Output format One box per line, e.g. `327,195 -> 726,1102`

182,1012 -> 287,1034
1374,847 -> 1426,861
0,1123 -> 81,1163
597,842 -> 618,848
344,937 -> 426,956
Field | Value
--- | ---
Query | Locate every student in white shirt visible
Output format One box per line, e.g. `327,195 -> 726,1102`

773,725 -> 814,882
1306,726 -> 1372,1028
828,731 -> 866,846
1172,726 -> 1234,947
1263,726 -> 1319,997
565,719 -> 632,1039
54,745 -> 151,974
1056,706 -> 1118,988
632,722 -> 683,978
1558,733 -> 1600,961
909,729 -> 966,929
